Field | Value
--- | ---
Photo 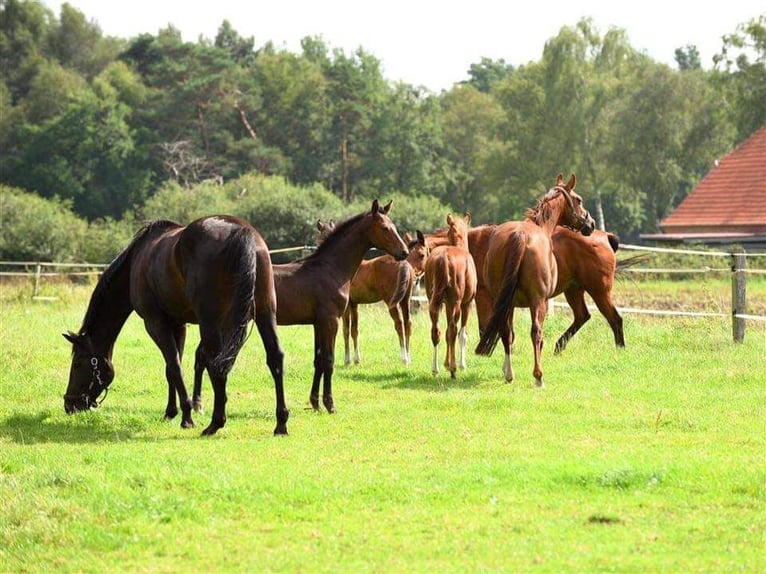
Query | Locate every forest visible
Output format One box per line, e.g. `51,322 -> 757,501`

1,0 -> 765,262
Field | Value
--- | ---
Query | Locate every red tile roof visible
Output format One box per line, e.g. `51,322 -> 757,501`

660,125 -> 766,233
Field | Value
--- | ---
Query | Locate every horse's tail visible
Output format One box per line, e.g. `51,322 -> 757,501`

606,232 -> 620,253
209,227 -> 258,375
475,232 -> 526,356
616,253 -> 649,274
389,261 -> 411,306
429,254 -> 452,307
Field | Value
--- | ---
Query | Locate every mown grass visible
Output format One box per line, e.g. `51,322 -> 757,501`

1,281 -> 764,573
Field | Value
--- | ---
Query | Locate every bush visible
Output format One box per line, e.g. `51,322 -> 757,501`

232,174 -> 345,254
0,186 -> 87,261
138,180 -> 236,224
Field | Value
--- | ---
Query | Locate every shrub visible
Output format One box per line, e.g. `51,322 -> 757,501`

0,186 -> 87,261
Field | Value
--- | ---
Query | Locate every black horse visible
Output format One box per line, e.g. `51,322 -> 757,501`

63,215 -> 289,436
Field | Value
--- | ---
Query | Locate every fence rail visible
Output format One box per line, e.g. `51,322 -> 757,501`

2,242 -> 764,341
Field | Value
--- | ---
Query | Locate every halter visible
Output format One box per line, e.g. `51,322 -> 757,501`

553,186 -> 590,231
63,356 -> 111,408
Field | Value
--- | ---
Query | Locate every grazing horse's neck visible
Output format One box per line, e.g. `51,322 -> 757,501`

80,251 -> 135,358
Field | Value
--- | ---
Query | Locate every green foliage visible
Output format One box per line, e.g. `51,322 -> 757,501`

0,2 -> 761,244
0,185 -> 86,261
233,174 -> 344,251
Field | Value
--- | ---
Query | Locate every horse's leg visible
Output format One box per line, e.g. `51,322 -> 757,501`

387,303 -> 407,365
309,327 -> 323,411
401,298 -> 412,366
554,288 -> 590,355
320,317 -> 339,413
254,310 -> 289,435
342,307 -> 352,366
592,291 -> 625,348
429,301 -> 441,375
501,308 -> 515,382
144,318 -> 194,428
350,304 -> 361,364
399,300 -> 412,365
530,301 -> 547,388
192,342 -> 205,413
164,323 -> 186,420
458,301 -> 471,370
474,286 -> 493,337
445,302 -> 459,378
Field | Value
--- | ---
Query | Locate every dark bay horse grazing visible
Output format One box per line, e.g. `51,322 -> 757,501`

424,213 -> 477,378
316,220 -> 429,366
63,216 -> 289,436
428,225 -> 625,354
475,174 -> 595,386
197,200 -> 408,414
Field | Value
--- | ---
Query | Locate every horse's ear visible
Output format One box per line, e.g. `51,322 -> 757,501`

556,174 -> 564,186
382,200 -> 393,214
371,199 -> 380,215
566,173 -> 576,191
416,230 -> 426,245
464,212 -> 472,225
446,213 -> 454,226
316,219 -> 323,231
62,331 -> 80,346
403,231 -> 413,243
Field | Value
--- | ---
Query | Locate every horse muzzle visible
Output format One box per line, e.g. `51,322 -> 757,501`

394,248 -> 409,261
64,395 -> 97,414
581,217 -> 596,236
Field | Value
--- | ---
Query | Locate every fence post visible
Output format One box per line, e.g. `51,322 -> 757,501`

731,250 -> 747,343
33,262 -> 42,298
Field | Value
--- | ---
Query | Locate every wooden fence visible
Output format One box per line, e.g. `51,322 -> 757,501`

2,244 -> 765,342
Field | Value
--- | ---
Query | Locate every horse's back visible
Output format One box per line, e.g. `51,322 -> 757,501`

552,228 -> 617,295
485,221 -> 556,305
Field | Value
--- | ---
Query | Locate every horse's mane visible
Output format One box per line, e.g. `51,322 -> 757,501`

79,220 -> 179,333
300,212 -> 367,262
525,188 -> 565,226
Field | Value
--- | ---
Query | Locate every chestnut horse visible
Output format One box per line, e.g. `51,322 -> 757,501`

475,174 -> 595,386
428,225 -> 625,354
192,200 -> 409,414
63,216 -> 289,436
317,220 -> 430,366
424,213 -> 477,378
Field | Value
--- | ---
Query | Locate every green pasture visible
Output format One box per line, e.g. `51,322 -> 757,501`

1,282 -> 764,573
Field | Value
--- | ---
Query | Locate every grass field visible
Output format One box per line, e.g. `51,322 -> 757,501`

1,280 -> 764,573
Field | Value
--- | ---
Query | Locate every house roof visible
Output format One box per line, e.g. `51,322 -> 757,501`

660,125 -> 766,231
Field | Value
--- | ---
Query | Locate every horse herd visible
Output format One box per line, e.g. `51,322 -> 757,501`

63,174 -> 626,436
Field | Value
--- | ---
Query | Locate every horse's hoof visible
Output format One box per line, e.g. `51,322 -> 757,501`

201,425 -> 219,436
450,371 -> 456,379
324,400 -> 336,414
181,419 -> 195,429
534,379 -> 545,388
273,425 -> 288,436
193,401 -> 204,415
164,410 -> 178,420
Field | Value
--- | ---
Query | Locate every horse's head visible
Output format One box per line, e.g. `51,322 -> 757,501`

315,219 -> 336,245
406,230 -> 430,277
446,212 -> 471,249
369,199 -> 409,261
552,174 -> 595,236
62,331 -> 115,414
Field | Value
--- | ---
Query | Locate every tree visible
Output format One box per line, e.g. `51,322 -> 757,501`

714,15 -> 766,141
607,61 -> 734,234
440,83 -> 508,222
675,45 -> 702,71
